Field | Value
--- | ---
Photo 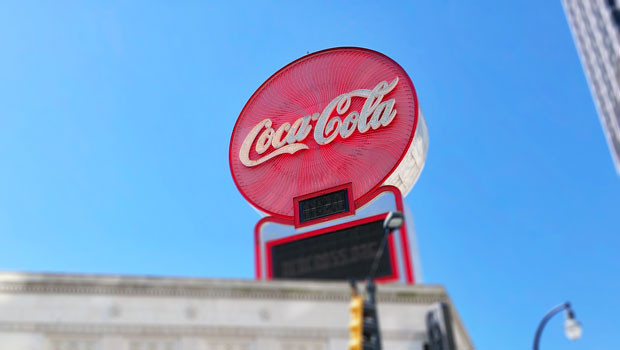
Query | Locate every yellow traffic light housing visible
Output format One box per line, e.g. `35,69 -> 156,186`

348,295 -> 363,350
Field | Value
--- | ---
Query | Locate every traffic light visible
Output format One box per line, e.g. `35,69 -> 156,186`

348,295 -> 363,350
348,279 -> 382,350
425,302 -> 456,350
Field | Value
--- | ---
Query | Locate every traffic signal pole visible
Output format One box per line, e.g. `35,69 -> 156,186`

364,279 -> 381,350
349,279 -> 382,350
347,212 -> 404,350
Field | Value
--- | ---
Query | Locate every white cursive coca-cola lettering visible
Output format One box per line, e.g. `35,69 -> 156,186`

239,78 -> 399,167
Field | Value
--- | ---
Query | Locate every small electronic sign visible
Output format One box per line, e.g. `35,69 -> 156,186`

298,189 -> 349,224
268,218 -> 393,281
294,183 -> 355,227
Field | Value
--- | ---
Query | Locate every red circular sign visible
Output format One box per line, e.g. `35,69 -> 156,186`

229,47 -> 418,218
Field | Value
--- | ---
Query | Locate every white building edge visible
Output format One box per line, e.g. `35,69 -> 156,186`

563,0 -> 620,173
0,272 -> 473,350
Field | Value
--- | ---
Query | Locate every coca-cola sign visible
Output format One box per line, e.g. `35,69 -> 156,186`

240,78 -> 399,167
230,47 -> 423,218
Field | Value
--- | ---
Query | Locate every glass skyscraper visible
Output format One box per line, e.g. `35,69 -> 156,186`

563,0 -> 620,173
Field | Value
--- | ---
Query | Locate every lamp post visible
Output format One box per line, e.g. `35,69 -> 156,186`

356,211 -> 403,350
368,211 -> 404,280
533,302 -> 582,350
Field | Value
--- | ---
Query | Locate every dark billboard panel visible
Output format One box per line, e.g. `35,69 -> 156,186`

270,219 -> 393,281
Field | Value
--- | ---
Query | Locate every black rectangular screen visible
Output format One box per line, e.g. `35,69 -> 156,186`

270,219 -> 392,281
299,189 -> 349,223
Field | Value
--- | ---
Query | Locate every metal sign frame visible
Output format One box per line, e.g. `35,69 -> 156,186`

254,185 -> 415,284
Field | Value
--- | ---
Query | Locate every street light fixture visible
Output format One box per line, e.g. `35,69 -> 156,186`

357,211 -> 403,350
367,211 -> 404,281
564,308 -> 582,340
383,211 -> 404,232
533,302 -> 582,350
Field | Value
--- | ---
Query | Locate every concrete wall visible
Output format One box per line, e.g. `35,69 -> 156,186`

0,273 -> 473,350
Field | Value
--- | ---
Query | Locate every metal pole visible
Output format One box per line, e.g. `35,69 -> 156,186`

365,278 -> 381,350
533,302 -> 571,350
368,227 -> 389,281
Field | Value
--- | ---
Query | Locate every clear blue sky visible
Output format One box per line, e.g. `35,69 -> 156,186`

1,1 -> 618,349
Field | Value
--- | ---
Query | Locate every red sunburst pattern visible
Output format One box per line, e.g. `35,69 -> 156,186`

229,47 -> 418,218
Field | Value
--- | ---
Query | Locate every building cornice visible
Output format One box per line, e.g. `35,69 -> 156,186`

0,272 -> 448,304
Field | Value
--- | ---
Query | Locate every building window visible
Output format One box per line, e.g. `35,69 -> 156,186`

613,9 -> 620,28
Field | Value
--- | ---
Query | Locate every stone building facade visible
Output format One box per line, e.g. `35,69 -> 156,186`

0,272 -> 473,350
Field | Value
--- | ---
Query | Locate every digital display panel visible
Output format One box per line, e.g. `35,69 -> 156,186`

270,219 -> 392,280
299,189 -> 349,223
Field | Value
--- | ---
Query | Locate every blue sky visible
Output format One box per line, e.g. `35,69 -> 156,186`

1,1 -> 619,349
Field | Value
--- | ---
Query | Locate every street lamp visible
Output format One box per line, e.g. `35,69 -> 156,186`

383,211 -> 404,232
367,211 -> 404,280
356,211 -> 403,350
533,302 -> 582,350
